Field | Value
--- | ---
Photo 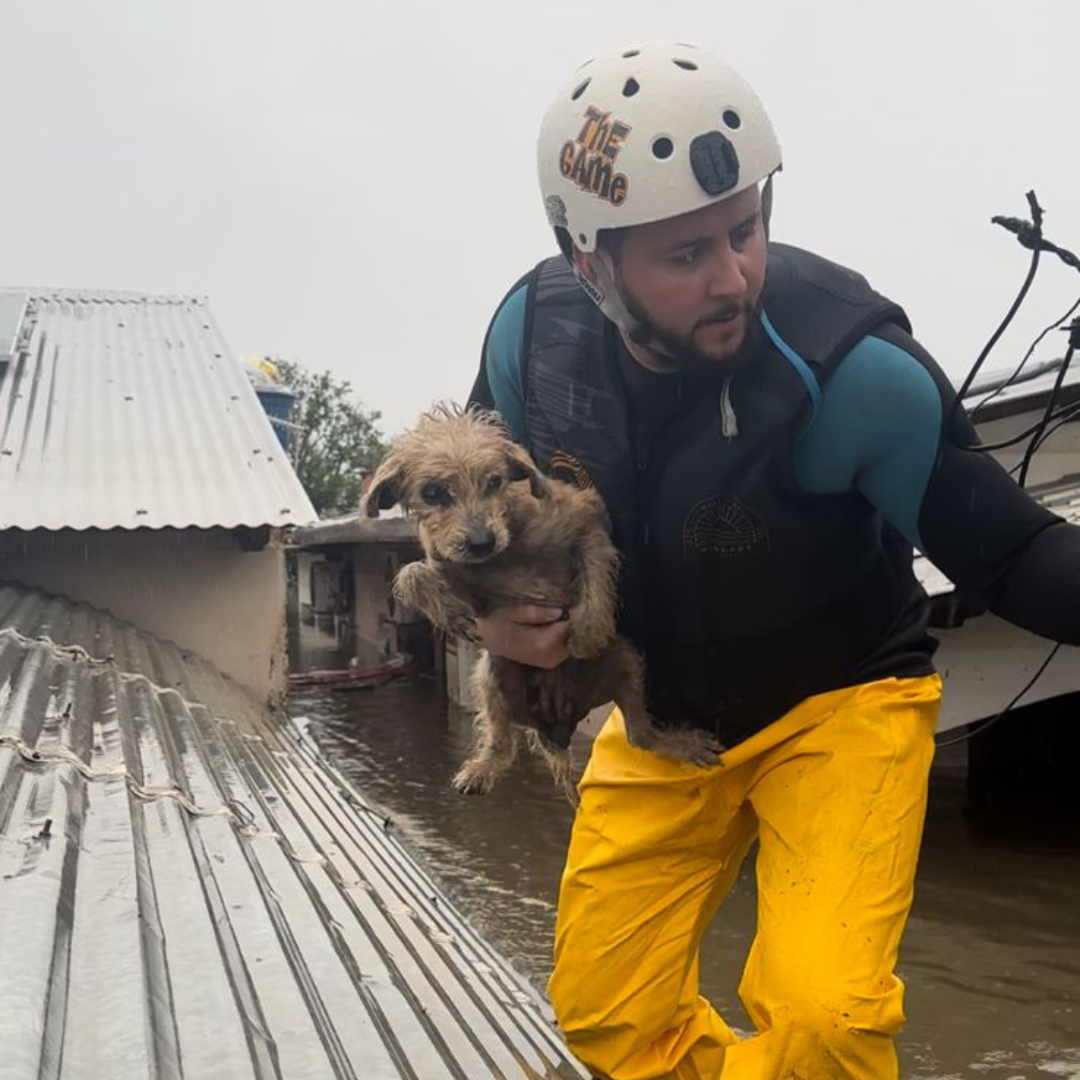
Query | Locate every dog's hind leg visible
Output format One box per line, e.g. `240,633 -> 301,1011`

605,639 -> 725,768
523,729 -> 576,805
452,652 -> 519,795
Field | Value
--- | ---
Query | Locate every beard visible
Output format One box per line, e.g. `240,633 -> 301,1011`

616,274 -> 764,379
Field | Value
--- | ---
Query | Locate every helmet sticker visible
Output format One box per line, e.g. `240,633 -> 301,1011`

544,194 -> 569,228
558,105 -> 632,207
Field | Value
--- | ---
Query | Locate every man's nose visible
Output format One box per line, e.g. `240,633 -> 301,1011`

704,247 -> 747,299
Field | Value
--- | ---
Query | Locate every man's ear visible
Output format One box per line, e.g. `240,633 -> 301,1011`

571,245 -> 601,287
362,454 -> 405,517
505,448 -> 549,500
761,173 -> 776,239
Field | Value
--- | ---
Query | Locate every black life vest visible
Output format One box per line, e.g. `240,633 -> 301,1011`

519,243 -> 936,744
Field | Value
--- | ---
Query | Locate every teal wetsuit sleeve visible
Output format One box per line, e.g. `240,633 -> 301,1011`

481,284 -> 529,444
794,334 -> 941,550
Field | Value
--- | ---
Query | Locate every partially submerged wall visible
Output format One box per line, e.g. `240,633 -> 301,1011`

353,542 -> 430,668
0,527 -> 287,703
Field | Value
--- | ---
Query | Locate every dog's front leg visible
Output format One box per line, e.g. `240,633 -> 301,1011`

393,561 -> 478,641
566,530 -> 619,659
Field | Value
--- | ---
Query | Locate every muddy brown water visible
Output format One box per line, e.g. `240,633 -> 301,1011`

289,676 -> 1080,1079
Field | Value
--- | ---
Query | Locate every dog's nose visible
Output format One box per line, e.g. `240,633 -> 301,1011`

465,527 -> 496,558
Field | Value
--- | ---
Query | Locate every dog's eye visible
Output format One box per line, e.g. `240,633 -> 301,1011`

420,482 -> 451,507
484,474 -> 503,495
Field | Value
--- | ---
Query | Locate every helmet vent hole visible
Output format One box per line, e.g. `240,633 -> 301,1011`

622,49 -> 640,58
622,77 -> 640,97
673,59 -> 698,71
571,78 -> 591,101
722,109 -> 742,130
652,136 -> 674,160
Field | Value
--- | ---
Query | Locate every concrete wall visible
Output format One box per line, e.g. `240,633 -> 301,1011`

297,551 -> 316,610
352,542 -> 427,668
0,527 -> 287,704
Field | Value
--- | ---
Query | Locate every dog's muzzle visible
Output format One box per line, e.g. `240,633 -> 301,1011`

464,525 -> 497,560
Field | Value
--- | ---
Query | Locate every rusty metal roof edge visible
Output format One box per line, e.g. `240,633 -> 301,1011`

292,515 -> 419,547
3,286 -> 212,305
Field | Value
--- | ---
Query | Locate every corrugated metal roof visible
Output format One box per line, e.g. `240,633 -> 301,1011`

0,290 -> 26,364
0,289 -> 316,530
0,584 -> 584,1080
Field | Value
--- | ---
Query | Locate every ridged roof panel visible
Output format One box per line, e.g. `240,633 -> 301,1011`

0,290 -> 316,530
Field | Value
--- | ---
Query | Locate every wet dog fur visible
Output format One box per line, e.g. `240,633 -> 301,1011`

363,405 -> 723,799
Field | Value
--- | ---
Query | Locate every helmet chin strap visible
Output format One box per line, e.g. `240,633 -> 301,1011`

573,249 -> 681,362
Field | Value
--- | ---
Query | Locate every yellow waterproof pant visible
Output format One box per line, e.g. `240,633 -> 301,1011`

549,675 -> 941,1080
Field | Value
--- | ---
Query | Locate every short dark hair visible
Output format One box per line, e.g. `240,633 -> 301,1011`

554,224 -> 627,263
597,227 -> 627,261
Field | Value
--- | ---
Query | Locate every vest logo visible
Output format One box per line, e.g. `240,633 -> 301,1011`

548,450 -> 595,490
559,106 -> 632,207
684,496 -> 770,558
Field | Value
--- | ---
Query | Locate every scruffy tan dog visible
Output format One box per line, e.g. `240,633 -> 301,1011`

363,405 -> 723,798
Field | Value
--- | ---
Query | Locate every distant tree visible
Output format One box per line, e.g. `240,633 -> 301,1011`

274,359 -> 389,518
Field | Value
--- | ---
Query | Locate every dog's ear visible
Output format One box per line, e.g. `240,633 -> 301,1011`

363,455 -> 405,517
505,446 -> 549,500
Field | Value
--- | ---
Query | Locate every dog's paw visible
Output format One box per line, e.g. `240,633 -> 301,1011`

452,760 -> 496,795
632,725 -> 725,768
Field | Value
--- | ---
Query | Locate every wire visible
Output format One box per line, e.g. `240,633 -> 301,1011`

938,190 -> 1078,748
964,293 -> 1080,420
971,392 -> 1080,454
1017,342 -> 1078,487
935,642 -> 1062,749
949,243 -> 1042,444
1026,399 -> 1080,455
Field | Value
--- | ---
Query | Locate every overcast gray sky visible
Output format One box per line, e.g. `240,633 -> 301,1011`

3,0 -> 1079,435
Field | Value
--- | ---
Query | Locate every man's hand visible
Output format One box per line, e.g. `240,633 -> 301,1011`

474,605 -> 571,669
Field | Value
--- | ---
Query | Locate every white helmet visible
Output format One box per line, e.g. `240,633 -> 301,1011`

537,42 -> 782,254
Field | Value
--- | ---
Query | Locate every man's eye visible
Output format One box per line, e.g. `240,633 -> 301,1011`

668,249 -> 698,267
731,220 -> 758,250
421,482 -> 451,506
485,474 -> 503,494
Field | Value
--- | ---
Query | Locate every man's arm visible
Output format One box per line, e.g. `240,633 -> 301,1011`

468,280 -> 530,442
796,323 -> 1080,644
469,276 -> 572,671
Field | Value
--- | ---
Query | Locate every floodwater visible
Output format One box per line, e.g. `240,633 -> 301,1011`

289,674 -> 1080,1080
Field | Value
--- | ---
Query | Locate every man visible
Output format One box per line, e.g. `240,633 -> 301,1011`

469,42 -> 1080,1079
